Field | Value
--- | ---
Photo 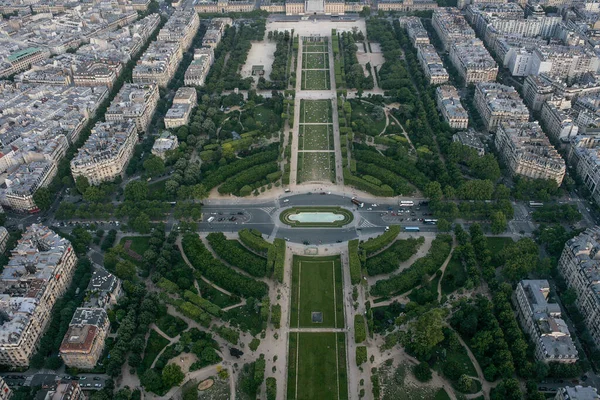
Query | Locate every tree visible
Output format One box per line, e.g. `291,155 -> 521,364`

131,213 -> 151,234
457,374 -> 473,393
413,362 -> 432,382
116,260 -> 137,281
437,218 -> 451,232
359,6 -> 370,17
83,186 -> 104,202
425,181 -> 443,202
409,309 -> 445,360
162,363 -> 185,388
76,175 -> 90,194
491,211 -> 507,234
562,288 -> 577,306
33,187 -> 53,211
124,181 -> 148,202
143,155 -> 165,177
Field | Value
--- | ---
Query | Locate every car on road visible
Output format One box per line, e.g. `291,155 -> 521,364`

94,384 -> 102,388
93,377 -> 101,381
372,204 -> 378,207
367,208 -> 372,211
283,199 -> 289,203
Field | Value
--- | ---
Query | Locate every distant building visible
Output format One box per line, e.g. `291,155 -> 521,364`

60,308 -> 110,369
555,386 -> 600,400
0,161 -> 58,213
164,87 -> 197,129
514,280 -> 578,363
0,225 -> 77,367
449,39 -> 498,85
417,44 -> 449,85
152,132 -> 179,160
432,8 -> 476,51
0,377 -> 11,400
201,18 -> 232,49
400,17 -> 430,47
569,135 -> 600,206
436,85 -> 469,129
84,266 -> 122,309
0,228 -> 9,255
495,121 -> 565,185
376,0 -> 437,13
196,0 -> 256,13
453,130 -> 485,156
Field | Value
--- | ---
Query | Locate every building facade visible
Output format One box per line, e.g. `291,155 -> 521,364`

105,83 -> 159,133
474,82 -> 530,132
436,85 -> 469,129
59,308 -> 110,369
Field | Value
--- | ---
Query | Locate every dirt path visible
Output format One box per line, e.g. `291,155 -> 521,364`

452,329 -> 495,400
149,324 -> 179,369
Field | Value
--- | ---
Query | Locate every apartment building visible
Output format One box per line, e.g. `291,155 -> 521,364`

60,308 -> 110,369
449,39 -> 498,85
555,386 -> 600,400
474,82 -> 530,132
453,129 -> 485,156
202,18 -> 233,49
105,83 -> 159,133
71,121 -> 138,185
164,87 -> 197,129
84,266 -> 122,309
377,0 -> 437,13
71,60 -> 123,88
152,132 -> 179,160
540,100 -> 580,142
514,280 -> 578,363
0,225 -> 77,367
0,161 -> 58,213
531,45 -> 600,84
0,377 -> 11,400
400,17 -> 430,47
523,74 -> 556,112
558,228 -> 600,349
184,47 -> 214,87
417,44 -> 449,85
0,47 -> 51,78
432,8 -> 476,51
496,121 -> 565,185
132,41 -> 183,88
436,85 -> 469,129
157,10 -> 200,52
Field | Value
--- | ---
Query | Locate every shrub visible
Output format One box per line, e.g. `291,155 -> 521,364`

348,239 -> 362,284
413,362 -> 432,382
356,346 -> 367,366
360,226 -> 401,256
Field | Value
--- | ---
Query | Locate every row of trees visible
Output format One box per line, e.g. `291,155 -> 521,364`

207,232 -> 267,277
182,234 -> 268,299
259,30 -> 292,90
365,236 -> 425,276
371,235 -> 453,297
339,32 -> 373,90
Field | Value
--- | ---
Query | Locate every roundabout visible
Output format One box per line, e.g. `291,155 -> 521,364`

279,206 -> 354,228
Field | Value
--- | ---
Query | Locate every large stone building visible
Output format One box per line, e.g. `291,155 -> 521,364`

70,121 -> 138,185
59,308 -> 110,369
132,41 -> 183,88
417,44 -> 449,85
152,132 -> 179,160
164,87 -> 197,129
0,377 -> 11,400
495,121 -> 565,185
105,83 -> 159,133
42,381 -> 85,400
449,39 -> 498,85
436,85 -> 469,129
514,280 -> 578,363
474,82 -> 530,132
0,161 -> 58,213
569,135 -> 600,207
0,225 -> 77,367
555,386 -> 600,400
376,0 -> 437,12
196,0 -> 256,13
432,8 -> 476,51
557,228 -> 600,349
400,17 -> 430,47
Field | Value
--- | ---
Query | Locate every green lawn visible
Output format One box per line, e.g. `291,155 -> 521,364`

197,278 -> 240,308
299,124 -> 332,151
303,52 -> 328,69
440,253 -> 467,295
302,70 -> 330,90
287,332 -> 348,400
297,152 -> 335,183
300,99 -> 332,123
119,236 -> 151,260
141,329 -> 170,371
350,100 -> 387,136
290,256 -> 344,328
434,388 -> 452,400
303,41 -> 328,53
445,348 -> 477,377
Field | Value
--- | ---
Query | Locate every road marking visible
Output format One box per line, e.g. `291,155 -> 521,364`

358,218 -> 378,228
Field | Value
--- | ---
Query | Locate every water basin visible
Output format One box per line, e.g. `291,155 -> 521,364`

288,212 -> 345,223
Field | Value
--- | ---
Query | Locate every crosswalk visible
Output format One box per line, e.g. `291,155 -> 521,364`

260,207 -> 277,215
358,218 -> 378,228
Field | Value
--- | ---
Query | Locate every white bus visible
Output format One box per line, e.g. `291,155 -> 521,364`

399,200 -> 414,207
529,201 -> 544,208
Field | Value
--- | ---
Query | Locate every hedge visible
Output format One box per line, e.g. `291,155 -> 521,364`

354,148 -> 429,191
360,225 -> 401,256
218,162 -> 279,195
273,238 -> 286,282
271,304 -> 281,329
183,290 -> 221,317
365,236 -> 425,276
202,145 -> 279,190
354,314 -> 367,343
266,377 -> 277,400
181,234 -> 268,299
239,229 -> 271,255
348,239 -> 362,285
356,346 -> 367,366
371,234 -> 453,297
207,232 -> 267,277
